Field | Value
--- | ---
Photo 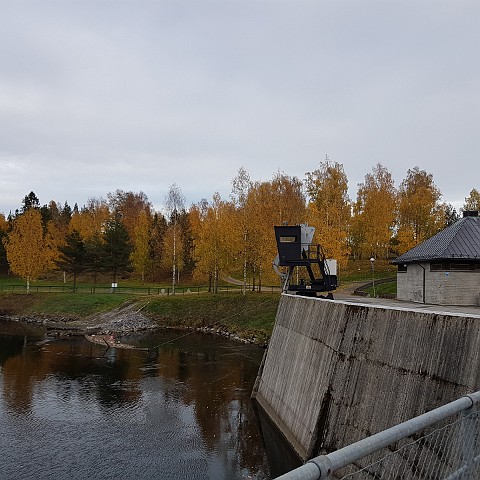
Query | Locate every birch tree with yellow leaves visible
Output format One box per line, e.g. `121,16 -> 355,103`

305,158 -> 351,268
69,197 -> 111,241
230,167 -> 253,294
352,164 -> 396,259
463,188 -> 480,212
246,172 -> 306,289
3,209 -> 55,291
165,184 -> 185,293
193,193 -> 234,293
397,166 -> 444,254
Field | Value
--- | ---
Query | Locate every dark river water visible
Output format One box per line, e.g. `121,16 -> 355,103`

0,319 -> 292,480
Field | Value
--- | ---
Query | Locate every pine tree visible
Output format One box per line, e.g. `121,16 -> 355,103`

0,213 -> 9,273
21,191 -> 40,213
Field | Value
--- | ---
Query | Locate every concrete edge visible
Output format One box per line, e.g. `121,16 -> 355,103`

252,390 -> 308,461
282,294 -> 480,319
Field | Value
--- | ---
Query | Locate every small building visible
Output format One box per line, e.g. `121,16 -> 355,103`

392,210 -> 480,306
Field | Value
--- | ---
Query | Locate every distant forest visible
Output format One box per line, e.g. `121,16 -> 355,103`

1,161 -> 479,290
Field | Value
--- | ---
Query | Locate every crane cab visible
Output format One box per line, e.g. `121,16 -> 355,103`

274,224 -> 337,297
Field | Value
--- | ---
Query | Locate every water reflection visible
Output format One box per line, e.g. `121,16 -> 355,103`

0,320 -> 270,479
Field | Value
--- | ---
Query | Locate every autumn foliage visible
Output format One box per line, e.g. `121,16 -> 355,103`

0,165 -> 477,288
3,209 -> 55,290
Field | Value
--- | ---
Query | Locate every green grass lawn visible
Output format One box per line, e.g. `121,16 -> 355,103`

26,293 -> 135,316
0,292 -> 134,317
340,258 -> 397,283
363,279 -> 397,297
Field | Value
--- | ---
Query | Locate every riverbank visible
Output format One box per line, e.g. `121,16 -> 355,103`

0,292 -> 279,346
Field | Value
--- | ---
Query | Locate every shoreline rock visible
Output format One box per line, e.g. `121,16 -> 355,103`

1,311 -> 267,347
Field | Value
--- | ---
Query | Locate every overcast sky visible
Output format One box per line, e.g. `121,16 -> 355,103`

1,0 -> 479,216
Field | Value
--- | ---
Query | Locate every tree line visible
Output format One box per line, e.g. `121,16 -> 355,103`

1,159 -> 479,291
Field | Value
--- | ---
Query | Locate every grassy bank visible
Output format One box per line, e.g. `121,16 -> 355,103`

363,279 -> 397,297
0,292 -> 134,317
0,291 -> 280,343
144,293 -> 279,343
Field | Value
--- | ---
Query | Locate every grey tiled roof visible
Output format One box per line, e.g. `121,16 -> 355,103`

392,216 -> 480,264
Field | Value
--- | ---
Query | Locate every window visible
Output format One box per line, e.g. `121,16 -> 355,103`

430,262 -> 480,272
450,263 -> 474,271
280,236 -> 297,243
397,264 -> 407,272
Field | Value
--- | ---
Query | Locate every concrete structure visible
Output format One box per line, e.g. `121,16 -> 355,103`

252,294 -> 480,461
392,211 -> 480,306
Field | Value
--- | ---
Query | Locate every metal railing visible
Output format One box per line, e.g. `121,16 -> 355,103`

277,391 -> 480,479
0,283 -> 281,295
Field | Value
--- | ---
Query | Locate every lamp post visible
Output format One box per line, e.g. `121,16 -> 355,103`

370,257 -> 376,298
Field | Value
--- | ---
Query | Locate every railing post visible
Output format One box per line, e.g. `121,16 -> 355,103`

461,403 -> 477,477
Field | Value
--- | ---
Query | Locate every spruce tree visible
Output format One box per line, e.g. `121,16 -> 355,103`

102,217 -> 133,284
84,233 -> 104,290
55,230 -> 86,291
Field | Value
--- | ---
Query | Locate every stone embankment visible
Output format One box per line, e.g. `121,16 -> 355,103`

3,300 -> 158,336
3,299 -> 268,345
90,300 -> 157,333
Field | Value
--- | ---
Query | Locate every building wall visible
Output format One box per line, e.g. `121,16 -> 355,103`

397,263 -> 480,306
396,263 -> 425,303
253,294 -> 480,462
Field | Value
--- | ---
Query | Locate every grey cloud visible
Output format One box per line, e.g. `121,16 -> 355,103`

1,1 -> 479,214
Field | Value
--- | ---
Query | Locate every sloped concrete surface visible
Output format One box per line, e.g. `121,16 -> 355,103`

254,294 -> 480,460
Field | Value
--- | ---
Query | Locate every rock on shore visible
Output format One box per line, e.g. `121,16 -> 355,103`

92,301 -> 157,334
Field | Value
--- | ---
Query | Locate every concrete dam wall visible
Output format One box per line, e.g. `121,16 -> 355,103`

252,294 -> 480,461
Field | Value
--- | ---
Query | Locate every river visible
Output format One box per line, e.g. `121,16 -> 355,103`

0,319 -> 283,479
